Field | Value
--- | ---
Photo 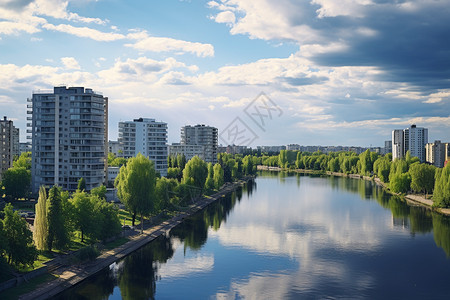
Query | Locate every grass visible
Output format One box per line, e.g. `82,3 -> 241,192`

104,237 -> 129,250
15,252 -> 55,273
118,209 -> 141,226
0,273 -> 59,299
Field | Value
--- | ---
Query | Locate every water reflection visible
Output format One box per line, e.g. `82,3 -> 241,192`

56,174 -> 450,299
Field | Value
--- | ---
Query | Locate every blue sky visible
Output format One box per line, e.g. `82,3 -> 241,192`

1,0 -> 449,147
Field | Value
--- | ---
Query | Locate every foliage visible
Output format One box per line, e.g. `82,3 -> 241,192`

409,163 -> 436,195
91,185 -> 107,200
76,245 -> 100,262
373,156 -> 391,183
278,150 -> 288,169
182,156 -> 208,192
108,152 -> 128,167
205,162 -> 215,192
13,152 -> 31,170
115,153 -> 157,227
77,177 -> 86,192
47,186 -> 69,251
70,191 -> 97,242
155,177 -> 178,211
167,167 -> 182,181
1,167 -> 30,200
2,203 -> 37,267
213,163 -> 224,190
433,164 -> 450,208
33,186 -> 48,251
96,198 -> 122,241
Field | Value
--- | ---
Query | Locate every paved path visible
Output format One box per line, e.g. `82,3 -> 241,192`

18,180 -> 248,300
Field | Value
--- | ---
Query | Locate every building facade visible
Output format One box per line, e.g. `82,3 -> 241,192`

108,140 -> 120,156
0,116 -> 19,179
118,118 -> 168,176
168,143 -> 206,162
392,129 -> 404,161
181,124 -> 218,163
404,124 -> 428,162
426,140 -> 446,168
29,86 -> 108,193
384,140 -> 392,155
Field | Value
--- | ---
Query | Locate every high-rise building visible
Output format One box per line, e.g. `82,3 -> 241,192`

391,125 -> 428,162
181,124 -> 218,163
108,140 -> 120,156
0,116 -> 19,179
392,130 -> 404,160
29,86 -> 108,193
384,140 -> 392,155
426,140 -> 446,168
118,118 -> 168,176
404,124 -> 428,162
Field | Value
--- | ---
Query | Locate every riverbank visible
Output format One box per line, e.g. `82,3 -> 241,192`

257,166 -> 450,216
12,177 -> 252,300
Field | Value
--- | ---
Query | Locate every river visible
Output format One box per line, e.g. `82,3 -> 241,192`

56,171 -> 450,299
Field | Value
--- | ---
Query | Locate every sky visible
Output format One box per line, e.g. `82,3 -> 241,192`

0,0 -> 449,147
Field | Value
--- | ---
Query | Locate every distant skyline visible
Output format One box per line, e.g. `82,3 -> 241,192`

1,0 -> 449,147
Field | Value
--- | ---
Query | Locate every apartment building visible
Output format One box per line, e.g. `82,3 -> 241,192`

0,116 -> 19,179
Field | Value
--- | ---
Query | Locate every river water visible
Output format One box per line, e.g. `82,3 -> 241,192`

57,171 -> 450,299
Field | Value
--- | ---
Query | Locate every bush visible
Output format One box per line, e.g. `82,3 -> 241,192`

76,245 -> 100,262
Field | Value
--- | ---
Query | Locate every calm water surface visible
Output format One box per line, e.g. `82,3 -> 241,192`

58,171 -> 450,299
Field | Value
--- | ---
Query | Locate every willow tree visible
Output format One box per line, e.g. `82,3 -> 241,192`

213,163 -> 224,190
115,153 -> 157,231
47,186 -> 69,251
33,186 -> 48,251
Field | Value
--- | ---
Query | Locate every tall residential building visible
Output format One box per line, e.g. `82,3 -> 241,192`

392,125 -> 428,162
404,124 -> 428,162
426,140 -> 446,168
29,86 -> 108,193
181,124 -> 218,164
168,143 -> 206,162
384,140 -> 392,155
0,116 -> 19,179
118,118 -> 168,176
392,130 -> 404,160
108,140 -> 120,156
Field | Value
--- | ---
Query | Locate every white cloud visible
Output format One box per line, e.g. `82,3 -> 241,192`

61,57 -> 80,70
424,91 -> 450,104
126,31 -> 214,57
311,0 -> 372,18
0,21 -> 41,34
214,11 -> 235,24
42,23 -> 125,41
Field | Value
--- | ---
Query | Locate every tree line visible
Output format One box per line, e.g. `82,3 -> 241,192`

257,149 -> 450,208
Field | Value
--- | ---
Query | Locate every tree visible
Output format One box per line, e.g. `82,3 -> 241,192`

205,163 -> 215,192
77,177 -> 86,192
47,186 -> 69,251
433,164 -> 450,208
95,198 -> 121,241
177,154 -> 186,170
182,156 -> 208,192
409,163 -> 436,195
278,150 -> 288,169
91,185 -> 107,200
13,152 -> 31,170
213,163 -> 224,190
3,204 -> 37,267
71,191 -> 97,242
115,153 -> 157,230
242,155 -> 254,176
33,186 -> 48,251
373,156 -> 391,183
155,177 -> 178,211
1,167 -> 30,200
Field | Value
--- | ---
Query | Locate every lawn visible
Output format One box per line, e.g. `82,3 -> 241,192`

0,273 -> 59,299
15,252 -> 55,273
118,209 -> 141,226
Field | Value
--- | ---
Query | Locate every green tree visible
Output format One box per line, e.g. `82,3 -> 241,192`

278,150 -> 288,169
13,152 -> 31,169
409,163 -> 436,195
155,177 -> 178,211
96,198 -> 121,241
47,186 -> 69,251
242,155 -> 254,176
373,156 -> 391,183
71,191 -> 97,242
1,167 -> 30,200
182,156 -> 208,192
213,163 -> 224,190
177,154 -> 187,170
433,164 -> 450,208
3,204 -> 37,267
115,153 -> 157,229
33,186 -> 48,251
91,185 -> 107,200
111,157 -> 128,167
77,177 -> 86,192
205,163 -> 215,192
167,167 -> 182,181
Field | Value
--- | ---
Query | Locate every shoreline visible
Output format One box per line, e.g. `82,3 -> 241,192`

15,177 -> 253,300
257,166 -> 450,216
